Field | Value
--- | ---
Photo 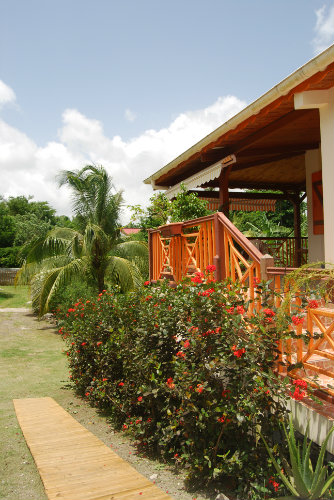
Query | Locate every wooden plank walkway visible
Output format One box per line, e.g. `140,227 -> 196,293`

13,397 -> 175,500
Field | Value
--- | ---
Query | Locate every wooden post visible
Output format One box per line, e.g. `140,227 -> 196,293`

148,230 -> 153,281
218,165 -> 232,218
292,193 -> 302,267
260,254 -> 274,281
214,212 -> 226,280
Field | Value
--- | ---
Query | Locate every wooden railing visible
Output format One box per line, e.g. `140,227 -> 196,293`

149,213 -> 265,288
267,267 -> 334,400
148,217 -> 333,400
248,237 -> 308,267
149,215 -> 216,283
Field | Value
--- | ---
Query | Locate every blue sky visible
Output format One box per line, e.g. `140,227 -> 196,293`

0,0 -> 333,221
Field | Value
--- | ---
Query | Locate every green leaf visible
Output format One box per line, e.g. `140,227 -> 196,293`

261,434 -> 299,497
320,470 -> 334,497
311,426 -> 334,492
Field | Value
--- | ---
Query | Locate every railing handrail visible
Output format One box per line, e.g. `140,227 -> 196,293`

248,236 -> 307,241
182,214 -> 215,227
215,212 -> 264,264
267,266 -> 323,276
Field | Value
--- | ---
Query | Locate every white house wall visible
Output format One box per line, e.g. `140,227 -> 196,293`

295,88 -> 334,265
305,149 -> 324,263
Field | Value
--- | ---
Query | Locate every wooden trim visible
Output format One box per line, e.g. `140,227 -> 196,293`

216,212 -> 263,263
191,190 -> 297,201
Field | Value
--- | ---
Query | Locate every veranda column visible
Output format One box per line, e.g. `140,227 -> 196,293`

218,165 -> 232,218
295,89 -> 334,264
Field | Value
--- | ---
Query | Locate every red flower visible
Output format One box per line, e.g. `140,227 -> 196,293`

226,307 -> 234,314
191,271 -> 204,284
236,305 -> 245,314
102,378 -> 108,382
206,264 -> 216,272
253,277 -> 261,286
137,396 -> 143,402
122,424 -> 128,430
183,340 -> 190,349
308,299 -> 319,309
293,379 -> 307,389
144,281 -> 150,286
176,351 -> 185,358
290,387 -> 306,400
118,382 -> 124,386
232,346 -> 246,358
217,415 -> 230,423
292,315 -> 304,325
81,342 -> 87,346
145,295 -> 153,301
97,341 -> 102,346
221,389 -> 231,398
196,384 -> 203,394
166,377 -> 175,389
269,477 -> 279,492
85,392 -> 90,397
263,308 -> 275,317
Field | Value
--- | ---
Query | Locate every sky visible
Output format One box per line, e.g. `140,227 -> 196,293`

0,0 -> 334,223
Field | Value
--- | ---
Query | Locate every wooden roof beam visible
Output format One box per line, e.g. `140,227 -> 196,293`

190,190 -> 301,200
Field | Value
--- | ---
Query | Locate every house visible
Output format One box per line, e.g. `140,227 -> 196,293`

145,44 -> 333,267
143,45 -> 334,450
120,228 -> 141,237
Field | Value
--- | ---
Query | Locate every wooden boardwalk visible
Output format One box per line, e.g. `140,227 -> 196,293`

13,397 -> 174,500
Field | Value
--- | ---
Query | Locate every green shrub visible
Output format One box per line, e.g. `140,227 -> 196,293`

48,277 -> 96,314
0,246 -> 22,267
56,270 -> 313,497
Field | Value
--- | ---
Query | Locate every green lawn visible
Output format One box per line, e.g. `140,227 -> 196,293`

0,285 -> 30,308
0,311 -> 208,500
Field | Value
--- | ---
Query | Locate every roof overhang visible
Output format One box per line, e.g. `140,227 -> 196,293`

144,44 -> 334,192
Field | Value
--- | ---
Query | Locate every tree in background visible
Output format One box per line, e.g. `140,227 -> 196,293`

128,184 -> 211,236
0,195 -> 77,267
231,194 -> 307,237
18,165 -> 148,314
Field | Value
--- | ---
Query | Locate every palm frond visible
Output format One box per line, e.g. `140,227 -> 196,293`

105,256 -> 142,292
24,227 -> 80,264
112,240 -> 148,258
31,258 -> 86,315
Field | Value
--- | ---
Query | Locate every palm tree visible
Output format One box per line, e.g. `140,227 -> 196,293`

17,165 -> 148,315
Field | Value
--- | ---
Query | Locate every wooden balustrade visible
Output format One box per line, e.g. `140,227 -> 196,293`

248,236 -> 308,267
148,217 -> 333,400
268,268 -> 334,399
149,213 -> 264,289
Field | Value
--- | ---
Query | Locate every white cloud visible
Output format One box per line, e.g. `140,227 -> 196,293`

0,80 -> 16,107
124,108 -> 137,122
313,3 -> 334,54
0,90 -> 246,223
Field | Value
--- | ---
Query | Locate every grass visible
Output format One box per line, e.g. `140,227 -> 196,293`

0,285 -> 30,308
0,312 -> 209,500
0,312 -> 72,500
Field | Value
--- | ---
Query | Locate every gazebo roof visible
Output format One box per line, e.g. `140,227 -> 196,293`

144,45 -> 334,193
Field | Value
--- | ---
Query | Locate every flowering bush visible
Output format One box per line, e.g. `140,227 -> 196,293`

56,271 -> 311,497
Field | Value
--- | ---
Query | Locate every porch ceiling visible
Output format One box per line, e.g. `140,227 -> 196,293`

145,47 -> 334,193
